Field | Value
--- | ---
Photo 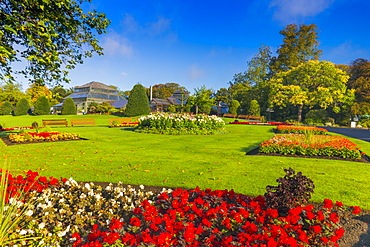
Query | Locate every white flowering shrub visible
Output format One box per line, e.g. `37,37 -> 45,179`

10,179 -> 169,246
136,113 -> 225,134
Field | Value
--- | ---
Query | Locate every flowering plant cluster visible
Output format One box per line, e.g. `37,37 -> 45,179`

72,187 -> 360,247
259,134 -> 363,159
275,125 -> 328,135
110,121 -> 139,127
2,170 -> 362,246
8,132 -> 80,143
229,121 -> 293,126
0,127 -> 39,131
136,113 -> 225,135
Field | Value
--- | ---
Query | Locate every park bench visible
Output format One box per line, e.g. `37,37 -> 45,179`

70,119 -> 96,127
42,119 -> 68,127
223,113 -> 236,118
237,115 -> 248,119
246,115 -> 263,121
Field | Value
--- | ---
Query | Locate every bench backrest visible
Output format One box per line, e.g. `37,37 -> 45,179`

109,118 -> 132,124
42,119 -> 68,126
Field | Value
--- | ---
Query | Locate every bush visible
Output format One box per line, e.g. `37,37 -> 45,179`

33,96 -> 50,115
228,100 -> 240,115
137,113 -> 225,135
0,101 -> 13,115
61,97 -> 77,115
14,98 -> 30,116
248,100 -> 260,116
305,109 -> 328,125
264,168 -> 315,214
125,84 -> 150,117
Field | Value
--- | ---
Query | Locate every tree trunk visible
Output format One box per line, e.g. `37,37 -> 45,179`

297,104 -> 303,122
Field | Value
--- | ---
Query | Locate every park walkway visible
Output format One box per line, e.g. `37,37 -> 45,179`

321,126 -> 370,142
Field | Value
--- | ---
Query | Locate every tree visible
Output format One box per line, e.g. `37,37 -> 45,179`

228,100 -> 240,115
61,97 -> 76,115
270,24 -> 322,73
193,86 -> 214,114
151,83 -> 187,99
228,83 -> 252,114
51,86 -> 73,104
0,0 -> 110,85
269,60 -> 353,122
26,83 -> 52,104
214,88 -> 231,105
0,101 -> 13,115
125,84 -> 150,117
33,95 -> 50,115
0,83 -> 25,105
14,98 -> 30,116
96,102 -> 115,113
347,58 -> 370,115
248,100 -> 261,116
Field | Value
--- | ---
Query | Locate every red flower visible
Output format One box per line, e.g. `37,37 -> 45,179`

310,225 -> 322,234
323,199 -> 333,209
130,217 -> 141,227
335,201 -> 344,207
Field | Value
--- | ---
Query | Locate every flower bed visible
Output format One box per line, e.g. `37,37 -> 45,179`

3,170 -> 361,246
110,122 -> 139,127
0,127 -> 39,131
259,134 -> 363,159
136,113 -> 225,135
229,121 -> 293,126
275,125 -> 328,135
7,131 -> 80,143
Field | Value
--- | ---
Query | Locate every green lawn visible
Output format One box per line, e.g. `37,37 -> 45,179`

1,115 -> 369,209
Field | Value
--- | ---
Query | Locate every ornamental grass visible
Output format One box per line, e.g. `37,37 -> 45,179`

259,134 -> 363,159
1,168 -> 361,246
136,113 -> 225,135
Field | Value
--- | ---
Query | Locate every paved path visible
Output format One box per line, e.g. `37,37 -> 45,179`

320,126 -> 370,142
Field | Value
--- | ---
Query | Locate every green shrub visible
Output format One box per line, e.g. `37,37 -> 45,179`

14,98 -> 30,116
248,100 -> 260,116
125,84 -> 150,117
358,118 -> 370,128
0,101 -> 13,115
228,100 -> 240,115
33,96 -> 50,115
61,97 -> 77,115
305,109 -> 328,125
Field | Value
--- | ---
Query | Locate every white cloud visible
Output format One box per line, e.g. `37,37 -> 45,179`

269,0 -> 334,23
121,72 -> 128,76
121,14 -> 139,33
324,41 -> 370,64
188,64 -> 206,80
101,32 -> 134,58
148,16 -> 171,36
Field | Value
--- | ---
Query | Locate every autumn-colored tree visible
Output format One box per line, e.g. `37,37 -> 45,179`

26,83 -> 52,104
269,60 -> 353,122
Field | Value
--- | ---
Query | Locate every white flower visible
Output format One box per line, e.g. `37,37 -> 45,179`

139,185 -> 145,190
19,229 -> 27,236
25,210 -> 33,216
38,222 -> 45,229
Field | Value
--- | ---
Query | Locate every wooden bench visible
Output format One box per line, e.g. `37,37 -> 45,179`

42,119 -> 68,127
223,113 -> 236,118
246,115 -> 263,121
237,115 -> 249,119
109,118 -> 132,125
70,119 -> 96,126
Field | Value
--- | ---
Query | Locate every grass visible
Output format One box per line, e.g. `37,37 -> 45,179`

0,115 -> 370,209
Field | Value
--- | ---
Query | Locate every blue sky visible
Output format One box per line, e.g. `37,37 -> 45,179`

28,0 -> 370,93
